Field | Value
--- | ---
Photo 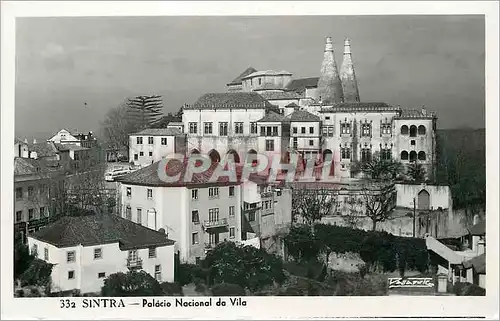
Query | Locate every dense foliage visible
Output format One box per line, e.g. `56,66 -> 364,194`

453,282 -> 486,296
176,263 -> 209,286
19,259 -> 53,288
14,233 -> 34,279
101,271 -> 164,297
211,283 -> 246,296
204,241 -> 286,292
284,224 -> 428,274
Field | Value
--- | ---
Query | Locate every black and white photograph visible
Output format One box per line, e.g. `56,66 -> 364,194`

1,1 -> 498,320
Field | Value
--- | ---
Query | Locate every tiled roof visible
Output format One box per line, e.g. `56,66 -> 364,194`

468,220 -> 485,236
30,214 -> 175,250
227,67 -> 258,86
285,102 -> 299,108
28,142 -> 59,157
256,111 -> 286,123
186,92 -> 273,110
55,144 -> 89,152
242,70 -> 292,80
286,77 -> 319,92
253,83 -> 285,91
258,91 -> 302,100
395,108 -> 437,119
14,157 -> 60,176
462,253 -> 485,274
131,128 -> 183,136
318,102 -> 401,113
286,109 -> 320,122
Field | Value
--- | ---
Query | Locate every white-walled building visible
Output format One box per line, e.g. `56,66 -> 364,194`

47,129 -> 81,146
28,214 -> 175,294
129,128 -> 187,167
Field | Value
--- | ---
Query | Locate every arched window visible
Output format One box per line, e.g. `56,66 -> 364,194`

409,151 -> 417,162
418,151 -> 426,161
418,125 -> 426,135
401,125 -> 409,135
410,125 -> 417,137
400,151 -> 409,160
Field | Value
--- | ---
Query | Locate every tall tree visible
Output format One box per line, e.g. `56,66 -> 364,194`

126,95 -> 164,129
361,183 -> 396,231
101,104 -> 140,152
351,152 -> 404,180
291,186 -> 339,225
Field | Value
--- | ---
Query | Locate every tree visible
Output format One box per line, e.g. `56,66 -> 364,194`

204,241 -> 286,293
291,186 -> 338,225
361,183 -> 396,231
284,224 -> 320,262
14,232 -> 34,279
101,103 -> 141,153
211,283 -> 246,296
126,95 -> 164,129
407,162 -> 426,182
342,197 -> 364,229
351,152 -> 404,180
101,271 -> 164,296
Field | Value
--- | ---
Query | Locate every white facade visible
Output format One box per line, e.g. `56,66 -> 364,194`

129,134 -> 177,166
47,129 -> 81,145
289,120 -> 322,159
119,182 -> 243,263
27,237 -> 175,294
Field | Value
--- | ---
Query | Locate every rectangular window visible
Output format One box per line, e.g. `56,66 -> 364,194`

137,208 -> 142,225
230,227 -> 235,238
293,127 -> 297,134
341,123 -> 351,135
98,272 -> 106,279
15,211 -> 22,222
361,124 -> 371,137
32,244 -> 38,256
265,139 -> 274,151
293,137 -> 298,149
149,151 -> 153,157
235,122 -> 244,134
309,140 -> 314,146
266,126 -> 272,136
195,257 -> 201,265
126,187 -> 132,197
192,210 -> 199,223
250,122 -> 258,134
192,232 -> 199,245
219,122 -> 228,136
125,206 -> 132,220
309,127 -> 314,134
94,248 -> 102,260
229,206 -> 235,217
67,251 -> 76,263
15,187 -> 23,200
381,123 -> 392,135
260,126 -> 265,136
28,186 -> 34,197
136,137 -> 143,145
28,209 -> 34,221
74,152 -> 80,161
209,208 -> 220,222
229,186 -> 235,197
272,126 -> 278,136
361,148 -> 372,163
341,147 -> 351,160
204,122 -> 213,135
128,250 -> 138,261
134,154 -> 138,161
209,187 -> 219,198
147,188 -> 153,199
139,151 -> 144,156
191,189 -> 198,200
322,127 -> 328,136
325,116 -> 331,120
161,137 -> 167,145
149,247 -> 157,258
44,248 -> 49,261
148,137 -> 154,144
68,271 -> 75,280
154,265 -> 161,281
189,122 -> 198,134
248,212 -> 256,222
301,127 -> 306,134
39,207 -> 45,217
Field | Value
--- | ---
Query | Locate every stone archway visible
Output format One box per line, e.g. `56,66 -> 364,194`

418,189 -> 430,210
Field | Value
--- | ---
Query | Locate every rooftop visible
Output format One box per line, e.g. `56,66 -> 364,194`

395,108 -> 437,119
318,102 -> 400,113
30,214 -> 175,250
14,157 -> 61,176
131,128 -> 184,136
468,220 -> 485,236
256,111 -> 287,123
258,91 -> 302,100
27,142 -> 59,158
286,77 -> 320,92
55,144 -> 90,152
186,92 -> 273,110
227,67 -> 258,86
286,109 -> 321,122
242,70 -> 292,80
462,253 -> 486,274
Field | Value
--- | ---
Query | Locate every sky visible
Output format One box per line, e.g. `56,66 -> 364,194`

15,15 -> 485,141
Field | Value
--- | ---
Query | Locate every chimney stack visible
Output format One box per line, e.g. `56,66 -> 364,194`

317,36 -> 344,105
340,37 -> 360,102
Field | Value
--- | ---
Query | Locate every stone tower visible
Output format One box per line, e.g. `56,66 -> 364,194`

317,36 -> 344,105
340,38 -> 360,102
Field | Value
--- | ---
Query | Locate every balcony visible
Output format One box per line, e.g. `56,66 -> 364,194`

261,191 -> 273,198
126,257 -> 143,269
203,218 -> 228,229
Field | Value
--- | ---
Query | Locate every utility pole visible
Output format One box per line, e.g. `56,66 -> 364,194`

413,197 -> 416,237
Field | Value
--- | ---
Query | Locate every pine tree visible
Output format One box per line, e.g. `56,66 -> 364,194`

126,95 -> 164,129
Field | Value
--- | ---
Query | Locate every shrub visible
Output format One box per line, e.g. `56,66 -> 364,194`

161,282 -> 183,296
211,283 -> 246,296
195,283 -> 206,294
101,271 -> 163,297
20,259 -> 53,287
15,289 -> 25,297
453,282 -> 486,296
177,264 -> 207,286
30,287 -> 41,297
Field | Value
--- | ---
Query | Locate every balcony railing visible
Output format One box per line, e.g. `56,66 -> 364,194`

203,218 -> 228,229
126,257 -> 143,269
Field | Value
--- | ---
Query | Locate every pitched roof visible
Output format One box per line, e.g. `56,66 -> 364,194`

27,142 -> 59,157
227,67 -> 258,86
258,91 -> 302,100
131,128 -> 183,136
468,221 -> 485,236
395,108 -> 437,119
286,109 -> 320,122
14,157 -> 61,176
30,214 -> 175,250
256,111 -> 286,123
242,70 -> 292,80
462,253 -> 485,274
55,144 -> 89,152
285,102 -> 299,108
186,92 -> 273,110
318,102 -> 401,113
286,77 -> 319,92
